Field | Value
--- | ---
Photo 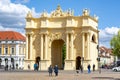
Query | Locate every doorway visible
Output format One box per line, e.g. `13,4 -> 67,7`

51,39 -> 64,69
76,56 -> 81,70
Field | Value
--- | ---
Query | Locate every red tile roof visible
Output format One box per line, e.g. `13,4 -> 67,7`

0,31 -> 25,41
99,46 -> 113,57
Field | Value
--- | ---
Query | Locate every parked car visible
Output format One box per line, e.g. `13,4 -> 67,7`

112,66 -> 120,72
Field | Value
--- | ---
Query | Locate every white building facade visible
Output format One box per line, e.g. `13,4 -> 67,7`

0,31 -> 26,69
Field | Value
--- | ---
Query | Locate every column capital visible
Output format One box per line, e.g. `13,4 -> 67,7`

81,31 -> 91,35
65,30 -> 74,34
39,31 -> 49,35
26,32 -> 33,35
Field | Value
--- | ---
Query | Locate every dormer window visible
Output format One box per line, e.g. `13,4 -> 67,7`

6,37 -> 8,39
6,41 -> 8,43
12,41 -> 14,43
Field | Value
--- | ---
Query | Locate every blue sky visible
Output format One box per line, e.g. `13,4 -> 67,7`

0,0 -> 120,48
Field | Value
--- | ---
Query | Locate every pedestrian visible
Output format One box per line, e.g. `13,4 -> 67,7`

34,63 -> 37,71
28,64 -> 30,70
48,65 -> 53,76
93,64 -> 95,72
87,64 -> 91,73
54,65 -> 59,76
79,65 -> 83,73
36,63 -> 39,71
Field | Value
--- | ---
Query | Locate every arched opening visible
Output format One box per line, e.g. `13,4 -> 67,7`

5,58 -> 8,70
35,56 -> 41,70
51,39 -> 65,69
92,34 -> 96,43
76,56 -> 81,70
5,58 -> 8,63
11,58 -> 15,69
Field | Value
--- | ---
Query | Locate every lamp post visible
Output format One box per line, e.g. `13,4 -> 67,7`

97,26 -> 101,73
97,57 -> 101,73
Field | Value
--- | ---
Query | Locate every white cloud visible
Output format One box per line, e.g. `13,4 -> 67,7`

0,0 -> 119,49
0,0 -> 39,35
99,27 -> 120,48
0,24 -> 25,36
14,0 -> 30,4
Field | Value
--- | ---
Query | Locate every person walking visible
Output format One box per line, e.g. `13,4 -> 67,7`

87,64 -> 91,73
34,63 -> 38,71
48,65 -> 53,76
28,64 -> 30,70
79,65 -> 83,73
54,65 -> 59,76
93,64 -> 95,72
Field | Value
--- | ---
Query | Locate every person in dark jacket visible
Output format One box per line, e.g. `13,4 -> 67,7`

48,65 -> 53,76
93,64 -> 95,72
54,65 -> 59,76
87,64 -> 91,73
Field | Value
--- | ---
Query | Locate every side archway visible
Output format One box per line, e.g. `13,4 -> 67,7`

35,56 -> 41,70
76,56 -> 81,70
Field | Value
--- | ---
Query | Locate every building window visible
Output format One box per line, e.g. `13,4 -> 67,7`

6,41 -> 8,43
91,34 -> 96,43
0,47 -> 1,55
11,47 -> 14,55
12,41 -> 14,43
5,48 -> 8,55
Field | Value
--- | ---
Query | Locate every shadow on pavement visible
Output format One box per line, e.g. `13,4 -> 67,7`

92,77 -> 120,80
114,78 -> 120,80
92,77 -> 114,80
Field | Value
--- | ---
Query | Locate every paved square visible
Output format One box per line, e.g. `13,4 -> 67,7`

0,69 -> 120,80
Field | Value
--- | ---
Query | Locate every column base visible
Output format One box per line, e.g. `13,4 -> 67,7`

64,60 -> 75,70
39,60 -> 50,70
24,59 -> 35,70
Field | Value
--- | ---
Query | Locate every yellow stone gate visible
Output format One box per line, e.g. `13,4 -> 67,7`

25,5 -> 99,70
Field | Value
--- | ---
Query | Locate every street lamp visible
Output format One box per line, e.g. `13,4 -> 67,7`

97,26 -> 101,73
97,57 -> 101,73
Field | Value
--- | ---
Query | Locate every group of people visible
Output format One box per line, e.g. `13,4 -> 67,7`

87,64 -> 95,73
48,65 -> 59,76
31,63 -> 95,75
78,64 -> 95,74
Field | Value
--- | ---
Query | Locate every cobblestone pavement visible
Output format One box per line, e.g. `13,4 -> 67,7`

0,69 -> 120,80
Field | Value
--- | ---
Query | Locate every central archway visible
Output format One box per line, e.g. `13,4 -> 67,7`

51,39 -> 64,69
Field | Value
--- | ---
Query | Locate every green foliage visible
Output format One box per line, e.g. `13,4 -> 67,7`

62,44 -> 66,64
110,30 -> 120,57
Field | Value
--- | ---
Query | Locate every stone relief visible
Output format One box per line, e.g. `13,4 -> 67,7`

51,5 -> 74,17
49,32 -> 62,41
48,32 -> 65,47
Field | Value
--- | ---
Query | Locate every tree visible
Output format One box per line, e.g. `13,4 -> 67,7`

110,30 -> 120,57
62,44 -> 66,65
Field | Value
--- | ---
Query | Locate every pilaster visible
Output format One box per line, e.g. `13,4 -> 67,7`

66,33 -> 69,60
40,34 -> 43,60
70,33 -> 74,60
82,33 -> 85,58
87,33 -> 90,59
25,34 -> 28,59
45,34 -> 48,59
30,34 -> 33,59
